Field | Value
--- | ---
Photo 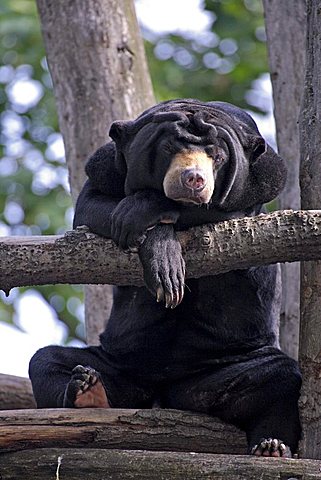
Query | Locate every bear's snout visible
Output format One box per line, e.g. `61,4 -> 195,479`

181,168 -> 207,192
163,149 -> 214,205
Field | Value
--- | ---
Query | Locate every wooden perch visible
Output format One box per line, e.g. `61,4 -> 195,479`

1,209 -> 321,293
0,408 -> 246,454
1,408 -> 321,479
1,447 -> 321,479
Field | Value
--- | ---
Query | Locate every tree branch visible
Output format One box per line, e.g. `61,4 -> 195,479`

1,210 -> 321,293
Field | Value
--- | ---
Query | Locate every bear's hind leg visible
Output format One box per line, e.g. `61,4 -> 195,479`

245,398 -> 301,457
163,348 -> 301,456
29,346 -> 116,408
29,344 -> 157,409
29,345 -> 112,408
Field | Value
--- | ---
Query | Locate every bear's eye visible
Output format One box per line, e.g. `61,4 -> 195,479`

214,154 -> 224,166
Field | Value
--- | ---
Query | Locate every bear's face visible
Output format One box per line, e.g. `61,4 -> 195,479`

163,147 -> 227,205
109,99 -> 286,212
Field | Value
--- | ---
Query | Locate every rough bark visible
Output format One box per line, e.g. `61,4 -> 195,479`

0,408 -> 246,454
36,0 -> 155,344
0,374 -> 35,410
1,210 -> 321,292
263,0 -> 306,359
299,0 -> 321,460
0,448 -> 320,480
36,0 -> 154,201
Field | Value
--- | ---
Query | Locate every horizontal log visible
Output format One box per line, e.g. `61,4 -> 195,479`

1,210 -> 321,293
0,408 -> 246,454
0,374 -> 36,410
0,448 -> 320,479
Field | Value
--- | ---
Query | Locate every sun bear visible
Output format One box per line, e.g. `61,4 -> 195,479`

29,99 -> 301,456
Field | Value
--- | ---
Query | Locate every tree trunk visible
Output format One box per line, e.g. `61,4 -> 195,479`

263,0 -> 306,359
299,0 -> 321,460
0,448 -> 320,480
36,0 -> 155,344
2,211 -> 321,292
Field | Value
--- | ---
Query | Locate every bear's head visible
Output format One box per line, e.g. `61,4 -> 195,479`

106,99 -> 287,211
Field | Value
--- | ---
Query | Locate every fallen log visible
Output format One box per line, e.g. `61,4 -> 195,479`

0,448 -> 320,479
0,408 -> 246,454
1,210 -> 321,293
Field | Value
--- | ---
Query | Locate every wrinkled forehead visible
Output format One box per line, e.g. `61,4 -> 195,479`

126,109 -> 240,157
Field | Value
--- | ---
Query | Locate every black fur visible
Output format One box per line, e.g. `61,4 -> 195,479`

29,99 -> 301,454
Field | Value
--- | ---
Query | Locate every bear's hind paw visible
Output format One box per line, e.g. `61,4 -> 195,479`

63,365 -> 110,408
251,438 -> 291,457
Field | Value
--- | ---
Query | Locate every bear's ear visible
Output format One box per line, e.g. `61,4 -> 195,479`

219,134 -> 287,211
249,136 -> 267,162
244,135 -> 287,207
85,141 -> 125,196
109,119 -> 137,144
109,120 -> 135,176
109,120 -> 129,142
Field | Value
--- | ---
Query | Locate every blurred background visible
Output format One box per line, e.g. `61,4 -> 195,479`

0,0 -> 274,376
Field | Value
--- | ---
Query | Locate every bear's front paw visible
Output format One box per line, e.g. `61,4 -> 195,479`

63,365 -> 110,408
139,224 -> 185,308
111,191 -> 180,252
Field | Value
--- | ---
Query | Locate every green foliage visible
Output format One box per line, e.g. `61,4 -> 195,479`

0,0 -> 83,342
146,0 -> 267,109
0,0 -> 268,342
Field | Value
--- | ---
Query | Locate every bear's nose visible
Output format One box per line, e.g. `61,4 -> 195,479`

181,168 -> 206,191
